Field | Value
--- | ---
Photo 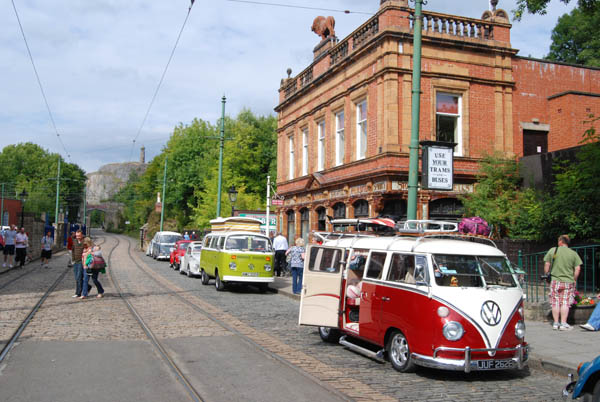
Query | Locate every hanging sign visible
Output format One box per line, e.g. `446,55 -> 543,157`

421,141 -> 455,191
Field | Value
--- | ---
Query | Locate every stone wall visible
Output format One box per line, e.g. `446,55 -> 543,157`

86,162 -> 147,204
22,214 -> 65,262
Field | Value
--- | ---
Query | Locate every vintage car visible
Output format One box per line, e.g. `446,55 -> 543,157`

199,217 -> 273,292
150,231 -> 183,260
180,241 -> 203,277
170,239 -> 192,270
299,220 -> 528,373
563,355 -> 600,400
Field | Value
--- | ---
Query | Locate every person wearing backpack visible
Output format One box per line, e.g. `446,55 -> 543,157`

80,240 -> 105,299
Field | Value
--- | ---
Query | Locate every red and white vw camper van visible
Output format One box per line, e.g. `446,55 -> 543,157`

299,221 -> 528,373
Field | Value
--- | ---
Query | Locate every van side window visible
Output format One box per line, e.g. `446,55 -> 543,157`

365,252 -> 386,280
210,236 -> 219,249
203,236 -> 212,248
387,254 -> 416,284
308,247 -> 342,273
217,236 -> 225,250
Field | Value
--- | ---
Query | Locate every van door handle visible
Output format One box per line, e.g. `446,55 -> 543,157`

381,296 -> 390,302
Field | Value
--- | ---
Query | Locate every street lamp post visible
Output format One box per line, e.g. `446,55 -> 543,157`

19,190 -> 27,228
228,185 -> 238,217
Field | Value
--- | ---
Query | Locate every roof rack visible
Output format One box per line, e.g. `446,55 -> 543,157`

396,220 -> 459,233
411,233 -> 498,252
312,231 -> 375,247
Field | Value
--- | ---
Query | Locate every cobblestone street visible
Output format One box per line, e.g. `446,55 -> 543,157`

0,232 -> 569,401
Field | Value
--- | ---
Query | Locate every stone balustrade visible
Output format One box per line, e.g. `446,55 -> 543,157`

330,41 -> 348,66
284,79 -> 297,99
298,67 -> 313,88
411,10 -> 494,40
352,18 -> 379,50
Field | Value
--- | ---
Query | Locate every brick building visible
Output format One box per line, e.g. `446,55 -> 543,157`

274,0 -> 600,243
1,198 -> 23,227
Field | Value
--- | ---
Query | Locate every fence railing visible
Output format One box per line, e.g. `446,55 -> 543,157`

518,245 -> 599,303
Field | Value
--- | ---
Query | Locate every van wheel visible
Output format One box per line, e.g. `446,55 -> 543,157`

387,330 -> 415,372
318,327 -> 341,343
201,270 -> 210,285
186,265 -> 192,277
215,272 -> 225,291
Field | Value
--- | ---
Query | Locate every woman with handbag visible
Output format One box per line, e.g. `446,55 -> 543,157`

285,238 -> 305,295
80,239 -> 105,299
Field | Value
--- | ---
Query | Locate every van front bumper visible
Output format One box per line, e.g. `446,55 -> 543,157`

223,275 -> 274,283
411,344 -> 528,373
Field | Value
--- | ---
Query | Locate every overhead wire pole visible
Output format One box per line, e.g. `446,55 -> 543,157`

0,183 -> 4,227
160,156 -> 168,232
83,184 -> 87,235
54,158 -> 61,229
407,0 -> 424,220
216,96 -> 226,218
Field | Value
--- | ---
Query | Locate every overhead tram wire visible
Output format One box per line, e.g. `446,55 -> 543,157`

10,0 -> 71,160
128,1 -> 196,163
224,0 -> 374,15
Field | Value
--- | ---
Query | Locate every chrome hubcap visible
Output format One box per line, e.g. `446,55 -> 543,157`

391,335 -> 409,365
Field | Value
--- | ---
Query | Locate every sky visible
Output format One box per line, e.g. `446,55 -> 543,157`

0,0 -> 577,174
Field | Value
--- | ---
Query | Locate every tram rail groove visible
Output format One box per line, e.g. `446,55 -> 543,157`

105,234 -> 205,402
0,264 -> 71,364
120,234 -> 355,402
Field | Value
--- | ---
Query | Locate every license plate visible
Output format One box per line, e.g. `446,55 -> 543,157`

242,272 -> 258,277
476,360 -> 516,370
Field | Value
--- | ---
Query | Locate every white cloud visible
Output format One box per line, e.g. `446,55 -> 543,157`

0,0 -> 577,172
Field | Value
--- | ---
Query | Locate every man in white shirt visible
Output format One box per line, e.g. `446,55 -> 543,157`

272,232 -> 289,277
3,225 -> 17,268
15,227 -> 28,268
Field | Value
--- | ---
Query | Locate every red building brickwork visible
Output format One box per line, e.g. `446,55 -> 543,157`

1,198 -> 23,227
275,0 -> 599,243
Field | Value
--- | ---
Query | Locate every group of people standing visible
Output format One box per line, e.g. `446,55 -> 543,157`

0,225 -> 33,269
273,232 -> 305,295
69,230 -> 104,299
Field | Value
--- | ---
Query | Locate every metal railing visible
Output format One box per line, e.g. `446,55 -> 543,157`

518,245 -> 599,303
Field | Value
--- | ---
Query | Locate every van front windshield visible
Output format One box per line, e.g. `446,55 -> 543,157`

432,254 -> 518,288
225,235 -> 272,252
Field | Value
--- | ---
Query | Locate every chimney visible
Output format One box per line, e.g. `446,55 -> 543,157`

140,146 -> 145,164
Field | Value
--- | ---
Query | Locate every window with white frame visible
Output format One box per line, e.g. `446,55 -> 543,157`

356,100 -> 367,160
288,136 -> 294,180
302,128 -> 308,176
335,111 -> 345,166
317,120 -> 325,171
436,93 -> 462,156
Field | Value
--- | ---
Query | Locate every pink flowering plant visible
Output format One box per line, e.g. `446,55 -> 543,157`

573,290 -> 596,306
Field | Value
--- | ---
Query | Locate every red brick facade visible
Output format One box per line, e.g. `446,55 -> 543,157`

1,198 -> 23,227
275,0 -> 599,243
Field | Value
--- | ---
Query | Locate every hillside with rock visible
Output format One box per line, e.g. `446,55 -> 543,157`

86,162 -> 146,204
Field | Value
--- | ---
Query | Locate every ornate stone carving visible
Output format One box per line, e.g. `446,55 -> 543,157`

312,16 -> 336,40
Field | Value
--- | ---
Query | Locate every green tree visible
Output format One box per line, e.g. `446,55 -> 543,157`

0,143 -> 86,222
513,0 -> 598,20
546,6 -> 600,66
542,115 -> 600,240
459,153 -> 543,240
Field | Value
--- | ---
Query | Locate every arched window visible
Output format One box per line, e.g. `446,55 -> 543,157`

286,210 -> 296,243
353,199 -> 369,218
300,208 -> 309,244
316,207 -> 326,231
429,198 -> 464,220
333,202 -> 346,219
382,199 -> 406,221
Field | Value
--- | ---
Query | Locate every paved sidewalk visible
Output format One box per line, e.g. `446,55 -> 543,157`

271,276 -> 599,377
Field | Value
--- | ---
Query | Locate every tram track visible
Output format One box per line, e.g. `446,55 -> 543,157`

105,234 -> 205,402
117,234 -> 362,402
0,234 -> 106,363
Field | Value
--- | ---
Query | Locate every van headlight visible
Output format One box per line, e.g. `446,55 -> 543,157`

264,264 -> 271,272
229,262 -> 237,270
443,321 -> 464,341
515,320 -> 526,339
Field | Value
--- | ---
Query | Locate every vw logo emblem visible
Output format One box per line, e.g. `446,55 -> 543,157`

481,301 -> 501,326
248,263 -> 254,270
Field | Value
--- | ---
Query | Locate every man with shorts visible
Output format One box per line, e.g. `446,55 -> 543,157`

3,225 -> 17,268
544,234 -> 582,331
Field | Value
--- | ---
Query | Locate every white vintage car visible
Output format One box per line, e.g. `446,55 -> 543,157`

180,241 -> 203,277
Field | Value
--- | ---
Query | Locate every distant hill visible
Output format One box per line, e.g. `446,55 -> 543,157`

86,162 -> 147,204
